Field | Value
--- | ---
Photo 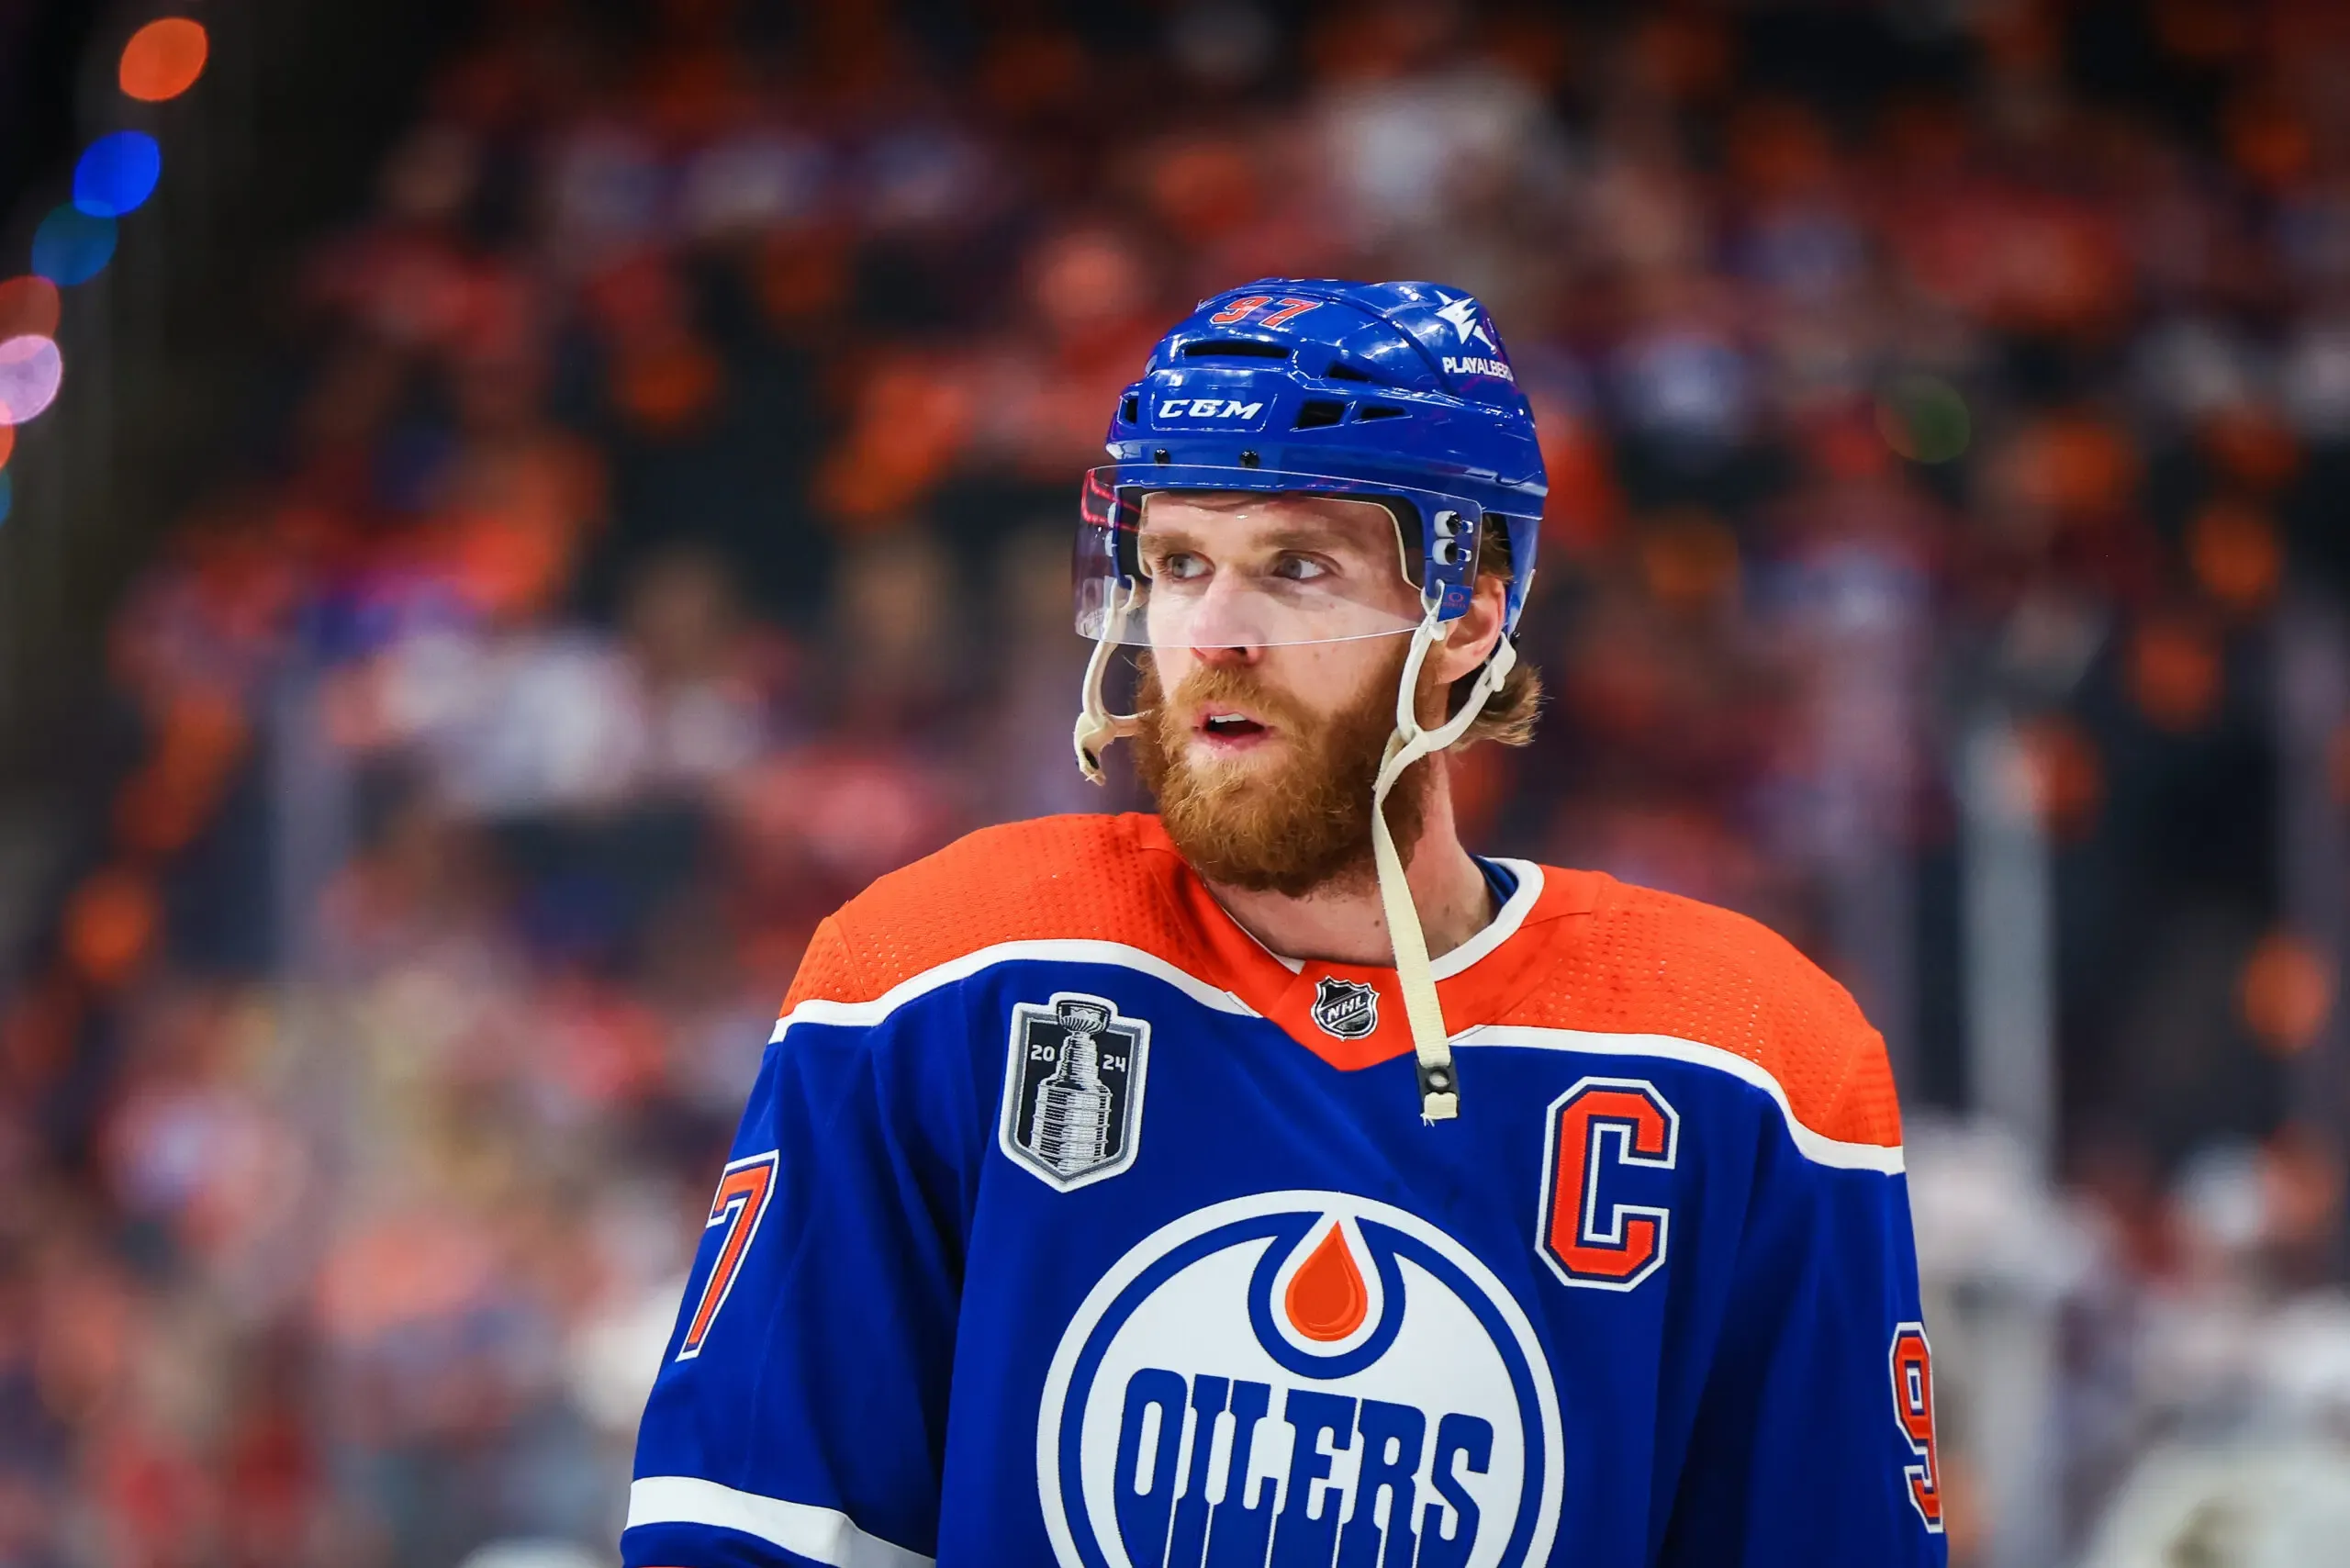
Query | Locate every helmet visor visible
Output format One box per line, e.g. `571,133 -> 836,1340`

1074,464 -> 1483,649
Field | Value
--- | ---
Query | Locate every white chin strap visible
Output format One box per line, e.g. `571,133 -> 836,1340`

1069,581 -> 1516,1125
1074,580 -> 1141,782
1376,599 -> 1515,1123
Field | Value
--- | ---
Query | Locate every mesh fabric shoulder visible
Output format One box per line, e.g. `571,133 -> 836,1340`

1503,876 -> 1902,1149
778,813 -> 1195,1010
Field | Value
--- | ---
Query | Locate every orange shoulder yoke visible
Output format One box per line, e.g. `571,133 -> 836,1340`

778,823 -> 1903,1152
1493,875 -> 1902,1149
780,813 -> 1201,1011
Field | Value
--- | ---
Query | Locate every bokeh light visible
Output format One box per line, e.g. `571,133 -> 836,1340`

1875,374 -> 1972,464
0,336 -> 64,425
73,131 -> 162,218
30,206 -> 117,285
2017,714 -> 2105,840
1639,508 -> 1740,613
0,424 -> 14,472
2241,930 -> 2335,1055
2188,498 -> 2282,615
118,18 -> 208,102
61,865 -> 160,988
0,275 -> 61,339
0,470 -> 12,526
2129,615 -> 2224,734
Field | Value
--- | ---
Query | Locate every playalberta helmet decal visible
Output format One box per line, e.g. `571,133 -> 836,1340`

1037,1191 -> 1563,1568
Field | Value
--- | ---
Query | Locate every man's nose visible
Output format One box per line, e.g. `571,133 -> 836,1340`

1183,574 -> 1265,665
1192,639 -> 1259,667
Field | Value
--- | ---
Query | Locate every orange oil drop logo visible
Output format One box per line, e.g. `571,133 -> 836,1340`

1283,1223 -> 1369,1342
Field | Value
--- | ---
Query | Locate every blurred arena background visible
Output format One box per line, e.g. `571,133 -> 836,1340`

4,1 -> 2350,1563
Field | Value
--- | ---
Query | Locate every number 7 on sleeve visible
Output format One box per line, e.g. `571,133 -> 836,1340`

676,1151 -> 779,1361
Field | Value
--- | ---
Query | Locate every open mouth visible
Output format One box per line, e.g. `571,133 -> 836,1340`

1199,711 -> 1269,743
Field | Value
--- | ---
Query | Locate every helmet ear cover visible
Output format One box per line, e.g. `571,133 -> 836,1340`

1370,497 -> 1483,603
1438,516 -> 1532,723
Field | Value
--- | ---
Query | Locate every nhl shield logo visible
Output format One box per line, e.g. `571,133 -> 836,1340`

1311,976 -> 1380,1040
1001,992 -> 1150,1192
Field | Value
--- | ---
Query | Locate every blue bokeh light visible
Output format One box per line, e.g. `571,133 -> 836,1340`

0,471 -> 13,527
30,206 -> 118,286
73,131 -> 162,218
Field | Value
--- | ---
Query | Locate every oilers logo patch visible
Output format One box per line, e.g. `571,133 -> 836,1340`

1001,992 -> 1150,1192
1038,1191 -> 1563,1568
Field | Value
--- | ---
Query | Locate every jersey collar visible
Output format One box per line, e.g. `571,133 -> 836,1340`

1132,815 -> 1600,1071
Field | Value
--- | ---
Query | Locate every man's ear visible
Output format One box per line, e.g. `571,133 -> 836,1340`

1427,572 -> 1509,686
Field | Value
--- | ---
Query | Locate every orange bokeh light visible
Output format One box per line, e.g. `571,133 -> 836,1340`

2188,499 -> 2282,616
2129,616 -> 2224,733
2017,714 -> 2106,839
62,866 -> 161,990
0,275 -> 61,340
2241,930 -> 2335,1056
118,17 -> 208,103
0,424 -> 14,473
1639,510 -> 1740,613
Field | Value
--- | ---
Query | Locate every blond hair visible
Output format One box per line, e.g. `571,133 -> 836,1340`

1447,516 -> 1542,748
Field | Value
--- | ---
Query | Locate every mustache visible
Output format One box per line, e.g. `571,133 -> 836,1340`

1131,643 -> 1433,897
1144,661 -> 1310,730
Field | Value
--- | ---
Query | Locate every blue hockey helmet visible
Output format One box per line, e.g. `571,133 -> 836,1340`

1075,278 -> 1546,655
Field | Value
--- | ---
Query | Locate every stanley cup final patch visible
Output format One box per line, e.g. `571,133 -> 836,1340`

1000,992 -> 1150,1192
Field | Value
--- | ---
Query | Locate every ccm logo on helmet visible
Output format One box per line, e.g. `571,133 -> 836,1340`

1157,398 -> 1265,420
1535,1078 -> 1679,1292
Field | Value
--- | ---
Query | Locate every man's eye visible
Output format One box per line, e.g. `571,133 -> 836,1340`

1155,552 -> 1207,581
1274,554 -> 1330,582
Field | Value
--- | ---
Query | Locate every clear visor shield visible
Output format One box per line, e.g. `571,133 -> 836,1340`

1074,465 -> 1484,648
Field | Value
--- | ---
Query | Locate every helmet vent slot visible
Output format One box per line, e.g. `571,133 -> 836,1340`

1356,404 -> 1408,421
1180,340 -> 1291,361
1294,400 -> 1348,429
1325,362 -> 1380,383
1120,395 -> 1138,423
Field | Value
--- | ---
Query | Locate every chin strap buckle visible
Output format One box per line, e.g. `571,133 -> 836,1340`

1416,1058 -> 1460,1125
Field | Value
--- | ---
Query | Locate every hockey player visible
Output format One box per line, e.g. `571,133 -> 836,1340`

623,281 -> 1946,1568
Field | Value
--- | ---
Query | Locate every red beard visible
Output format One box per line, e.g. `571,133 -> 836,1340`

1131,646 -> 1437,898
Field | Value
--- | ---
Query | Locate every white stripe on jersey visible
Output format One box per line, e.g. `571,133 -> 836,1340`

765,909 -> 1905,1176
628,1475 -> 934,1568
772,939 -> 1257,1041
764,865 -> 1547,1040
1451,1025 -> 1908,1174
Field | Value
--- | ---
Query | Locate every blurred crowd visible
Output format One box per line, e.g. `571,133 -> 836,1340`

8,1 -> 2350,1563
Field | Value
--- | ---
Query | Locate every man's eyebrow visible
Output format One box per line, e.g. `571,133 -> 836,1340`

1259,521 -> 1366,551
1136,522 -> 1203,551
1136,517 -> 1370,553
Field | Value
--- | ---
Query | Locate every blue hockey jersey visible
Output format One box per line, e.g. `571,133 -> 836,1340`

625,813 -> 1946,1567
